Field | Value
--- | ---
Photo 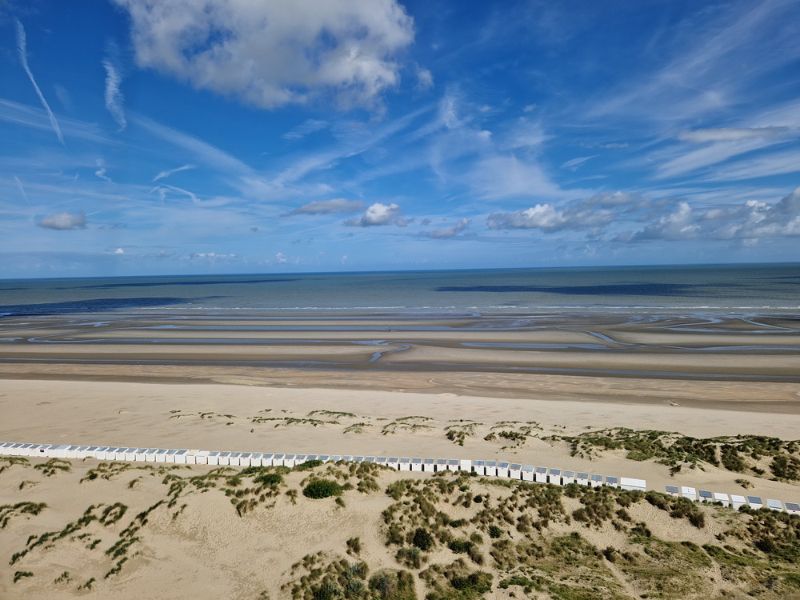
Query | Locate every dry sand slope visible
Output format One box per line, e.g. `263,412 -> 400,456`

1,457 -> 798,600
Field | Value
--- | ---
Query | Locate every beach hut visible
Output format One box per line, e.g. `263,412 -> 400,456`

234,452 -> 249,466
698,490 -> 713,503
122,448 -> 136,461
84,446 -> 98,459
260,453 -> 275,467
217,451 -> 232,466
144,448 -> 158,462
521,465 -> 534,481
766,499 -> 783,512
785,502 -> 800,515
330,455 -> 342,463
561,470 -> 575,485
230,452 -> 244,466
575,472 -> 589,487
410,458 -> 422,472
730,494 -> 747,510
283,454 -> 296,468
399,457 -> 411,471
534,467 -> 548,484
165,449 -> 179,464
435,458 -> 447,472
472,460 -> 485,476
92,446 -> 107,460
590,474 -> 605,488
485,460 -> 498,477
548,468 -> 562,485
23,444 -> 38,456
351,455 -> 364,463
712,492 -> 730,507
746,496 -> 763,510
174,449 -> 188,464
454,459 -> 468,473
107,447 -> 123,461
420,458 -> 434,473
665,485 -> 679,497
0,442 -> 10,455
273,453 -> 287,466
206,451 -> 220,466
7,443 -> 22,456
603,476 -> 619,488
497,462 -> 510,478
64,445 -> 78,459
680,486 -> 697,502
35,444 -> 51,456
620,477 -> 647,492
247,452 -> 262,467
194,450 -> 209,465
386,457 -> 400,470
152,449 -> 166,463
133,448 -> 149,462
341,455 -> 353,464
509,464 -> 522,480
74,446 -> 90,459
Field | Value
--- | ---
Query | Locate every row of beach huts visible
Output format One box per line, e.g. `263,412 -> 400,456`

1,441 -> 797,515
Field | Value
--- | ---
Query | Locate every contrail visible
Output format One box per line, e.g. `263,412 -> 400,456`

103,58 -> 126,130
153,163 -> 196,182
14,176 -> 29,204
16,19 -> 64,145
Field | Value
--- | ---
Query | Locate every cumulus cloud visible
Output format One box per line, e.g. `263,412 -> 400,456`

114,0 -> 415,109
487,193 -> 630,232
283,119 -> 329,140
488,204 -> 568,231
103,56 -> 126,130
37,211 -> 87,230
345,202 -> 405,226
16,20 -> 64,145
623,187 -> 800,242
425,218 -> 470,239
287,198 -> 365,216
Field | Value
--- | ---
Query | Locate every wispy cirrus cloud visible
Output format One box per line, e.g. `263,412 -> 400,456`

152,163 -> 196,182
286,198 -> 365,216
103,54 -> 127,131
15,20 -> 64,145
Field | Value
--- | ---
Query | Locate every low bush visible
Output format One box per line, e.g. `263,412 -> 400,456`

303,479 -> 343,499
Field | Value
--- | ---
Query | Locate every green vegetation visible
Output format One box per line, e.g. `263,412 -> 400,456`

553,428 -> 800,480
0,501 -> 47,529
33,458 -> 71,477
303,479 -> 344,499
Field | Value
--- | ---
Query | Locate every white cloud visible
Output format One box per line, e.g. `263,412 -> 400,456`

0,98 -> 111,144
561,155 -> 595,170
94,159 -> 112,183
425,218 -> 469,239
115,0 -> 415,109
678,127 -> 789,143
283,119 -> 329,140
275,251 -> 288,264
415,66 -> 434,90
487,204 -> 567,231
705,148 -> 800,181
103,58 -> 126,130
37,211 -> 87,230
153,163 -> 196,182
345,202 -> 404,226
15,20 -> 64,145
113,247 -> 125,255
468,155 -> 564,200
287,198 -> 364,215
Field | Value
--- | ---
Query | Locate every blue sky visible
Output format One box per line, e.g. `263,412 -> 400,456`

1,0 -> 799,277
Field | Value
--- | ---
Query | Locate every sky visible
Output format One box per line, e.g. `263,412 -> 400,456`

1,0 -> 799,278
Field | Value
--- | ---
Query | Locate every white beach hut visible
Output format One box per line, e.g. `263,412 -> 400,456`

508,463 -> 522,480
620,477 -> 647,492
283,454 -> 296,468
680,486 -> 697,502
352,456 -> 364,463
698,490 -> 713,503
561,470 -> 575,485
273,453 -> 286,466
64,445 -> 79,459
144,448 -> 158,462
746,496 -> 763,510
217,451 -> 232,466
122,448 -> 136,461
386,457 -> 400,470
330,455 -> 343,463
605,476 -> 620,488
247,452 -> 263,467
399,457 -> 411,471
4,443 -> 19,456
548,468 -> 562,485
92,446 -> 107,460
730,494 -> 747,510
261,453 -> 275,467
458,459 -> 472,473
521,465 -> 534,482
206,451 -> 220,466
25,444 -> 40,456
590,474 -> 604,488
108,447 -> 124,461
83,446 -> 98,459
341,455 -> 353,463
36,444 -> 52,457
362,456 -> 375,464
133,448 -> 148,462
410,458 -> 423,472
420,458 -> 434,473
785,502 -> 800,515
75,446 -> 90,459
434,458 -> 447,472
497,462 -> 510,478
173,449 -> 188,464
0,442 -> 11,455
153,449 -> 167,463
485,460 -> 498,477
766,499 -> 783,511
575,472 -> 590,487
446,459 -> 461,473
665,485 -> 680,497
534,467 -> 548,484
712,492 -> 730,507
165,449 -> 179,464
193,450 -> 209,465
235,452 -> 250,466
472,460 -> 485,476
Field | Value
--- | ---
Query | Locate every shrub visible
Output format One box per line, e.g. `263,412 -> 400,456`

295,459 -> 324,471
303,479 -> 343,499
412,528 -> 434,551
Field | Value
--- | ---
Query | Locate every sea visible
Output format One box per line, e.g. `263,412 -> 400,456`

1,263 -> 799,318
